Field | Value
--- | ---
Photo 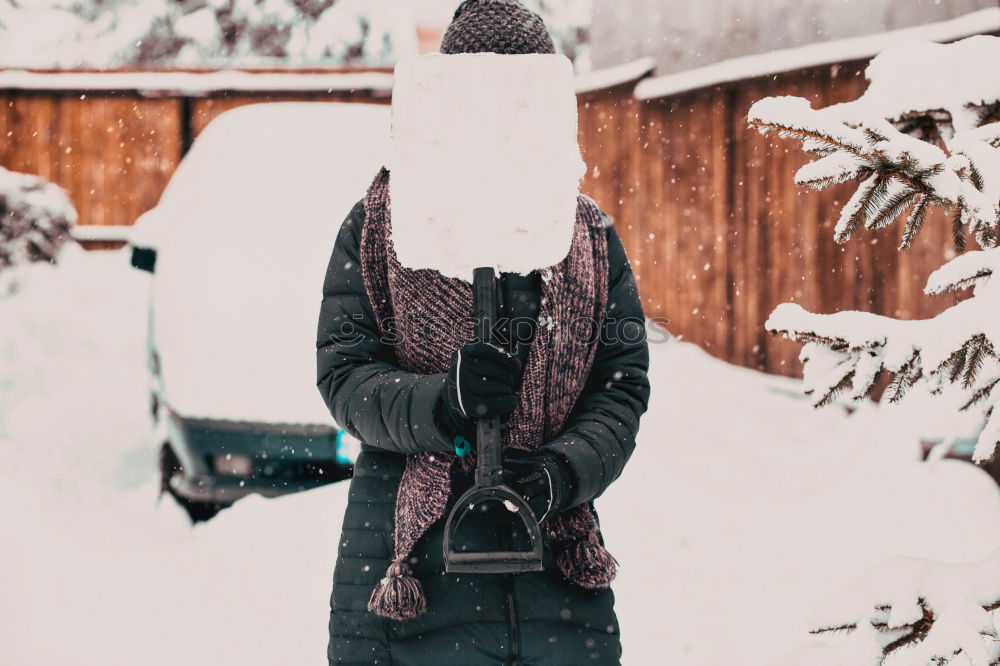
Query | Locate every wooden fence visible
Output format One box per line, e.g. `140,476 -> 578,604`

0,62 -> 970,375
578,63 -> 961,374
0,92 -> 183,232
0,73 -> 390,233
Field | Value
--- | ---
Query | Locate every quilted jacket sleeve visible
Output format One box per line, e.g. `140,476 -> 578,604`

541,226 -> 651,507
316,201 -> 454,455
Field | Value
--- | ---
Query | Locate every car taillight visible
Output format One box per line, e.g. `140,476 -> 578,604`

214,454 -> 253,477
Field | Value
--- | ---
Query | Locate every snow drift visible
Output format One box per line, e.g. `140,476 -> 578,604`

387,53 -> 585,279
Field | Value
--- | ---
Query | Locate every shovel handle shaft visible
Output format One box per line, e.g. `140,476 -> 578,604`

476,417 -> 504,486
473,266 -> 498,344
472,267 -> 504,488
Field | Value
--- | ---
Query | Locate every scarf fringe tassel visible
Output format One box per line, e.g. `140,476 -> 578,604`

557,536 -> 618,589
368,562 -> 426,621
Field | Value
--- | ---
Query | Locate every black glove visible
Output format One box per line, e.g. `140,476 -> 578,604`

504,451 -> 575,522
437,341 -> 522,442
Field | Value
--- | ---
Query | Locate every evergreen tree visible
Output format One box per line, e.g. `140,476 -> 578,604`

749,35 -> 1000,665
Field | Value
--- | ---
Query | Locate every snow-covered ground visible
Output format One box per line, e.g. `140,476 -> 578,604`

2,248 -> 999,665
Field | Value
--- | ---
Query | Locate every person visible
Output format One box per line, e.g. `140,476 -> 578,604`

316,1 -> 650,664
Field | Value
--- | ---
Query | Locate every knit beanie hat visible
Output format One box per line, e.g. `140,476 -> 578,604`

440,0 -> 556,56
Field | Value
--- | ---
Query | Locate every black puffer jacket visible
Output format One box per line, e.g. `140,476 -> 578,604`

316,201 -> 650,666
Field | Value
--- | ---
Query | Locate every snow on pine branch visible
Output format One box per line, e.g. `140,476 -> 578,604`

747,95 -> 869,157
925,249 -> 1000,296
849,35 -> 1000,137
791,548 -> 1000,666
750,36 -> 1000,466
748,94 -> 999,251
767,283 -> 1000,463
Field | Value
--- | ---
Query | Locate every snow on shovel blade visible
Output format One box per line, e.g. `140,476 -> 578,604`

387,53 -> 584,279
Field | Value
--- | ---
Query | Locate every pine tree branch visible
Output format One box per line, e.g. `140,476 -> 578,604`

937,269 -> 991,294
868,187 -> 918,232
899,194 -> 930,250
751,96 -> 998,252
814,367 -> 856,407
749,120 -> 866,157
762,326 -> 850,349
964,334 -> 994,389
853,366 -> 884,400
943,343 -> 969,385
810,623 -> 858,635
836,173 -> 886,243
877,163 -> 933,197
878,601 -> 934,657
812,598 -> 1000,662
953,209 -> 968,254
976,224 -> 999,251
885,352 -> 924,403
961,377 -> 1000,411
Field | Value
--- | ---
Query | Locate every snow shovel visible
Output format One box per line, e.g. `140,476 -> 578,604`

442,266 -> 544,574
388,52 -> 584,574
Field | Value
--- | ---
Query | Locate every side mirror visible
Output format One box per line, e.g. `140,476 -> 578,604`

131,246 -> 157,273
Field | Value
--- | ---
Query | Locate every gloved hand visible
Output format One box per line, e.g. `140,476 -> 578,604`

504,451 -> 575,523
437,341 -> 522,442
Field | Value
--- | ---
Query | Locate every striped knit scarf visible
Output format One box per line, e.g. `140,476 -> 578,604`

360,167 -> 616,621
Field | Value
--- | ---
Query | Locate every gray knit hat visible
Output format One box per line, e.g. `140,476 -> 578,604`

440,0 -> 556,56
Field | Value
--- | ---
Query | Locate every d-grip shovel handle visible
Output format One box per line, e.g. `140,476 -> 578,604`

473,266 -> 504,488
443,486 -> 544,574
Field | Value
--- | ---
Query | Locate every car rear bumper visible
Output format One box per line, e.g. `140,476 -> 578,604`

163,408 -> 353,503
169,472 -> 335,503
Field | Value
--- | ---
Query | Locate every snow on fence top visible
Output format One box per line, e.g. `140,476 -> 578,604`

634,7 -> 999,101
574,57 -> 655,94
0,59 -> 656,97
0,69 -> 396,96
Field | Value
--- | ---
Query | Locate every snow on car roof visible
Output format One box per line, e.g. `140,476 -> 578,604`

150,102 -> 389,424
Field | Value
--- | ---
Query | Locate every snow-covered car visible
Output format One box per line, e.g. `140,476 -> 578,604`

129,102 -> 389,520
